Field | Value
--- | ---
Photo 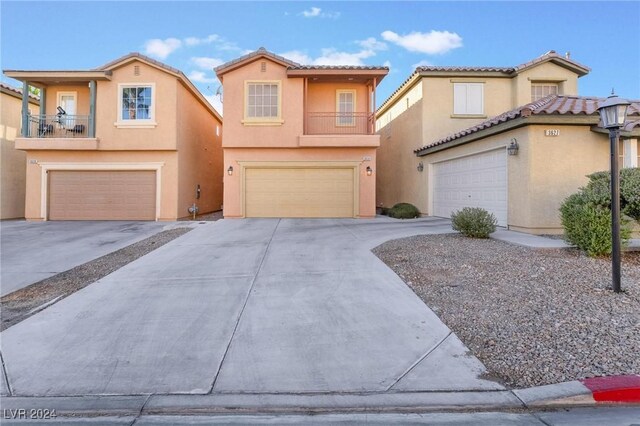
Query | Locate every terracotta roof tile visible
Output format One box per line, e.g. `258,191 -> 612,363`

415,95 -> 640,153
0,82 -> 39,101
288,65 -> 389,71
215,47 -> 300,75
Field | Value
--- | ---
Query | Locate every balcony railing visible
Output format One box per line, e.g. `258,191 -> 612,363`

26,114 -> 91,138
306,112 -> 374,135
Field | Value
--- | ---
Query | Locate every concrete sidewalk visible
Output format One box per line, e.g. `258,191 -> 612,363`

1,217 -> 502,397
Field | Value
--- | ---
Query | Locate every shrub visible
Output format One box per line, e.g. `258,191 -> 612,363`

451,207 -> 497,238
560,191 -> 631,257
387,203 -> 420,219
583,168 -> 640,222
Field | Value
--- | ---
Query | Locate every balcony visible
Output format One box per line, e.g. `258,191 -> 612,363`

26,114 -> 91,138
299,112 -> 380,148
15,113 -> 99,150
305,112 -> 375,135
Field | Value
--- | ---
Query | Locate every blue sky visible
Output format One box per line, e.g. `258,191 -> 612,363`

2,1 -> 639,114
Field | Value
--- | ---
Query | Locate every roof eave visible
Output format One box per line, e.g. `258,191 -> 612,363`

3,70 -> 112,84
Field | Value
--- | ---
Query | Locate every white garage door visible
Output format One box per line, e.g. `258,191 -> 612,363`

432,149 -> 507,226
244,167 -> 355,218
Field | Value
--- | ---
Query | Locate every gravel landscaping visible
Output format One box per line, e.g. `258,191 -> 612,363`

373,234 -> 640,389
1,227 -> 192,331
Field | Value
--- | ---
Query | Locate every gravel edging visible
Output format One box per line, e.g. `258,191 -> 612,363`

1,227 -> 192,331
373,234 -> 640,389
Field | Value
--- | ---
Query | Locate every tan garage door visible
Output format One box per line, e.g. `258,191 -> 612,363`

48,170 -> 156,220
245,167 -> 355,218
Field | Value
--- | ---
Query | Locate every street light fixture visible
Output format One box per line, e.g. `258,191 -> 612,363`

597,92 -> 630,293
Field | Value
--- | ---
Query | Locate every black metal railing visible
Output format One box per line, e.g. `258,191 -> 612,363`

305,112 -> 374,135
27,114 -> 91,138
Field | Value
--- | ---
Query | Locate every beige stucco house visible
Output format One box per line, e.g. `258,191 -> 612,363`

216,48 -> 388,218
0,83 -> 39,219
4,53 -> 223,221
375,51 -> 639,233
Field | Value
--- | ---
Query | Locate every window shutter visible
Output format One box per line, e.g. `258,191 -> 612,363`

467,83 -> 483,114
453,84 -> 467,114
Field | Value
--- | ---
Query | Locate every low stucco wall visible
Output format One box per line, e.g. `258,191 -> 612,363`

223,147 -> 377,218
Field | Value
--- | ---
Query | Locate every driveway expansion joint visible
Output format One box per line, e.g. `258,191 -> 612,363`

0,349 -> 13,396
207,219 -> 281,394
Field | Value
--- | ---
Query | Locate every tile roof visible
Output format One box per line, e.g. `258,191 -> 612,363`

416,95 -> 640,153
215,47 -> 300,75
379,51 -> 591,114
288,65 -> 389,71
0,82 -> 40,101
96,52 -> 184,75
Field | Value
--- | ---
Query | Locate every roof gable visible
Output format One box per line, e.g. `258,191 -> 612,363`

215,47 -> 300,77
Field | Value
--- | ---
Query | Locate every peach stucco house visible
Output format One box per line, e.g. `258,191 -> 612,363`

215,48 -> 388,218
4,53 -> 223,221
374,51 -> 640,233
0,83 -> 39,219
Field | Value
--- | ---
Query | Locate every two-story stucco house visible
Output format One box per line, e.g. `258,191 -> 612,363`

215,48 -> 388,218
0,83 -> 39,219
375,51 -> 640,234
4,53 -> 223,221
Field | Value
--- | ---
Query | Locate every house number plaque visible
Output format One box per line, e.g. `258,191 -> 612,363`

545,129 -> 560,136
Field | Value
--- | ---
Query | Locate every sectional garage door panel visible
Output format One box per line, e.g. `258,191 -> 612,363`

245,168 -> 355,218
48,170 -> 156,220
432,149 -> 507,226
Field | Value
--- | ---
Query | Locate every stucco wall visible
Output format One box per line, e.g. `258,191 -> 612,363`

1,91 -> 38,219
307,82 -> 369,113
223,147 -> 376,218
23,150 -> 179,221
176,81 -> 223,218
94,61 -> 178,150
512,62 -> 580,106
45,84 -> 90,116
222,58 -> 304,148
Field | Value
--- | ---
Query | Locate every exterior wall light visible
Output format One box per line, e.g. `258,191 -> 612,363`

366,166 -> 373,176
507,138 -> 519,155
417,162 -> 424,172
227,166 -> 233,176
597,92 -> 630,293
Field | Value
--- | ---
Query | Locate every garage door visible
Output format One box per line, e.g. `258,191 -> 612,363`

245,167 -> 355,218
48,170 -> 156,220
432,149 -> 507,226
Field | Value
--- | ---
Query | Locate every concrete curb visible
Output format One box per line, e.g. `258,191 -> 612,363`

514,375 -> 640,406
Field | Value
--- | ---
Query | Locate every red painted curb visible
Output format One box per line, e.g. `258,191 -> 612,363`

581,375 -> 640,403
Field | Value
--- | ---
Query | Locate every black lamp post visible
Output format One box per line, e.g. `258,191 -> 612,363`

596,93 -> 630,293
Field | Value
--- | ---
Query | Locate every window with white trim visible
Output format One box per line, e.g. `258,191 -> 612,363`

336,90 -> 355,126
120,85 -> 153,120
453,83 -> 484,115
246,82 -> 280,120
531,83 -> 558,102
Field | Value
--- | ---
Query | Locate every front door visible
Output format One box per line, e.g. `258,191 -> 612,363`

57,92 -> 77,127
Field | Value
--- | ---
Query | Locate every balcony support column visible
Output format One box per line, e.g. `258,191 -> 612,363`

303,77 -> 308,135
40,86 -> 46,116
21,81 -> 30,137
89,80 -> 97,138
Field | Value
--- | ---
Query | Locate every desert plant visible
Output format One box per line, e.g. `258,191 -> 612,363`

560,191 -> 631,257
451,207 -> 497,238
583,168 -> 640,222
387,203 -> 420,219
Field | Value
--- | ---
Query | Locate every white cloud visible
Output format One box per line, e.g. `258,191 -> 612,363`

204,94 -> 223,116
358,37 -> 387,51
383,60 -> 392,68
187,71 -> 218,84
313,48 -> 375,66
191,56 -> 225,69
184,34 -> 220,47
381,30 -> 462,55
278,50 -> 313,65
412,60 -> 434,68
302,6 -> 321,17
143,38 -> 182,59
300,6 -> 340,19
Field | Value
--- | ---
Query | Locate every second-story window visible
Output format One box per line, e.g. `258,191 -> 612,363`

245,81 -> 280,122
116,83 -> 156,127
531,83 -> 558,102
453,83 -> 484,115
336,90 -> 356,126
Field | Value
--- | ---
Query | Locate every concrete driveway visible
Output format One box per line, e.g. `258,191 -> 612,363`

1,218 -> 503,396
0,220 -> 169,296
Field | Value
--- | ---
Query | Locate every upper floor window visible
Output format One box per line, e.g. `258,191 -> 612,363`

244,81 -> 281,123
336,90 -> 356,126
453,83 -> 484,115
116,83 -> 156,127
531,83 -> 558,102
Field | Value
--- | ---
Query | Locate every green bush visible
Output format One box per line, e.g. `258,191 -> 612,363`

387,203 -> 420,219
560,191 -> 631,257
583,168 -> 640,222
451,207 -> 497,238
